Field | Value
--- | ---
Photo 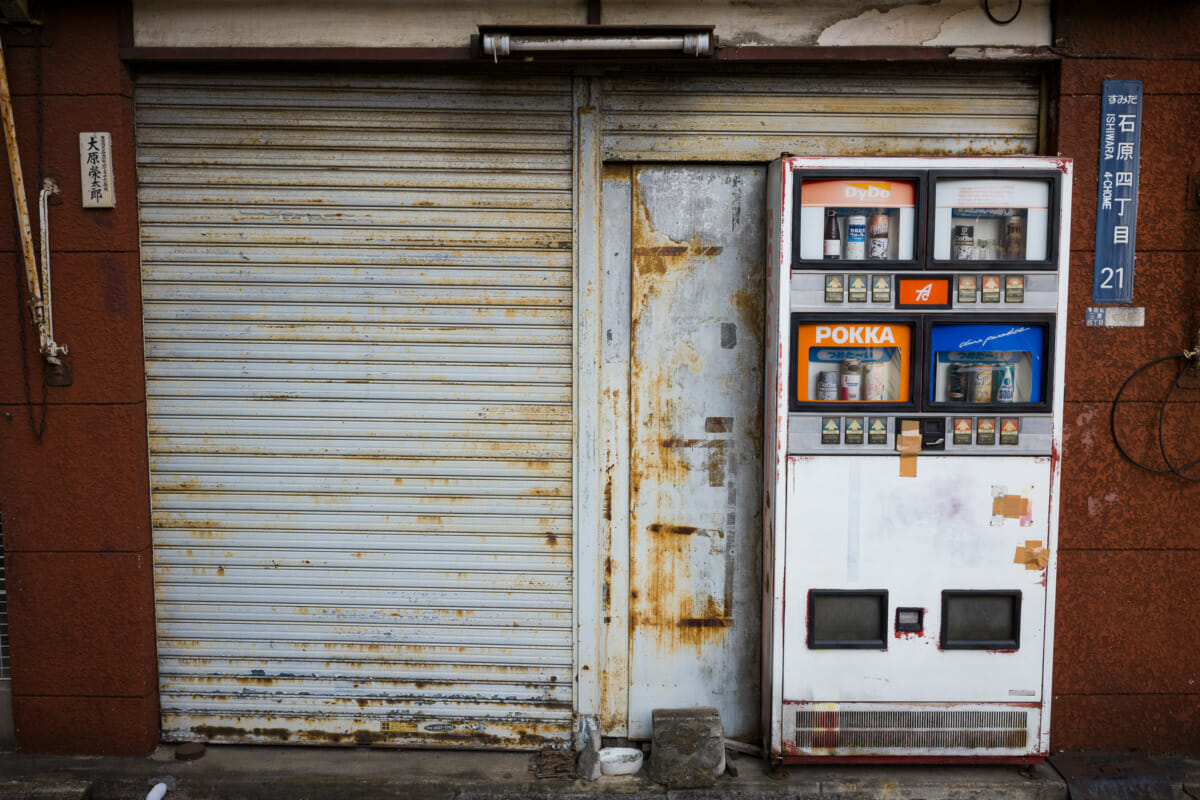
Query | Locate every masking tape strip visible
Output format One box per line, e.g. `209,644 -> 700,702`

1013,540 -> 1049,570
896,420 -> 921,478
993,494 -> 1031,519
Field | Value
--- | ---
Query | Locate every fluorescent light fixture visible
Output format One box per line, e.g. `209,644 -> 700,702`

478,25 -> 715,60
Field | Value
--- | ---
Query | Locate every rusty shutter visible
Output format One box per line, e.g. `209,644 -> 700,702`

602,65 -> 1043,160
135,72 -> 574,747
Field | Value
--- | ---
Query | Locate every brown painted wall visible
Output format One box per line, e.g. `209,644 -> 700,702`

1051,1 -> 1200,754
0,2 -> 158,755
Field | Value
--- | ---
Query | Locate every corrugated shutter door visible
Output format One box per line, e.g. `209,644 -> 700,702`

136,72 -> 574,747
603,66 -> 1042,160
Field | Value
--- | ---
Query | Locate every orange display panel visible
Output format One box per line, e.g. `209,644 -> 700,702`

794,322 -> 913,403
896,276 -> 952,308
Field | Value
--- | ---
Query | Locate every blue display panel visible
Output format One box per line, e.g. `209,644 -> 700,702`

927,322 -> 1047,406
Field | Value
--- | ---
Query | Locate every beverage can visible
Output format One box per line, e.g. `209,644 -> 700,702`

971,364 -> 994,403
867,213 -> 889,260
1003,216 -> 1024,260
952,225 -> 974,260
995,364 -> 1016,402
845,215 -> 867,260
947,363 -> 968,402
839,358 -> 862,401
816,370 -> 839,401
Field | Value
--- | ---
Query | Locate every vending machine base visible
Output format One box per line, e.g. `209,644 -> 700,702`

779,455 -> 1051,762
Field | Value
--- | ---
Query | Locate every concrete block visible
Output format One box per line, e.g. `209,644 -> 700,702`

576,722 -> 601,782
647,707 -> 725,789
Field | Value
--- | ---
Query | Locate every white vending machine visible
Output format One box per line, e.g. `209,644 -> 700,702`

762,156 -> 1071,762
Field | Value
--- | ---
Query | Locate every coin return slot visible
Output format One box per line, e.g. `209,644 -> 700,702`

895,607 -> 924,634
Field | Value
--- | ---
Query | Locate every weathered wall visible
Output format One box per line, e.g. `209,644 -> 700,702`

0,2 -> 158,754
1052,0 -> 1200,754
131,0 -> 1050,49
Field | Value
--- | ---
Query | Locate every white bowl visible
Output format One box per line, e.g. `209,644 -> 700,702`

598,746 -> 644,776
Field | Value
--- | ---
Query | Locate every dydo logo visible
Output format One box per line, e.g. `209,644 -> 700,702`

844,182 -> 892,202
814,325 -> 897,345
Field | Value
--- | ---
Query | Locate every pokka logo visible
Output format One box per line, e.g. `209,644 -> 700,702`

814,325 -> 898,345
844,182 -> 892,202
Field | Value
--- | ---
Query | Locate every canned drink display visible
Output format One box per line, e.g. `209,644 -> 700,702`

845,215 -> 867,260
995,363 -> 1017,402
952,225 -> 975,260
839,358 -> 862,401
867,213 -> 890,259
971,364 -> 994,403
947,363 -> 968,402
862,363 -> 887,401
1003,215 -> 1025,260
816,370 -> 839,401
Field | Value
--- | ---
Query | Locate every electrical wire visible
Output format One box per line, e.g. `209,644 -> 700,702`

983,0 -> 1022,25
1110,352 -> 1200,481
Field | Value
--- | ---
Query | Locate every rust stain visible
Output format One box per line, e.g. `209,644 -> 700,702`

544,532 -> 558,546
602,471 -> 613,522
705,417 -> 732,434
679,617 -> 732,628
707,441 -> 727,487
648,523 -> 698,536
634,245 -> 688,257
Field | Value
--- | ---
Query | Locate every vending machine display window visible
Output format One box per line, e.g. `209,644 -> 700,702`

940,591 -> 1022,650
929,172 -> 1060,269
925,318 -> 1053,412
790,314 -> 918,411
792,173 -> 924,267
807,590 -> 889,650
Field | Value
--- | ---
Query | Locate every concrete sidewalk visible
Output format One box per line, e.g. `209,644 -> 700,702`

0,745 -> 1196,800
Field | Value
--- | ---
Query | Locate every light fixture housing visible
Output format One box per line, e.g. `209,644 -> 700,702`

477,25 -> 716,61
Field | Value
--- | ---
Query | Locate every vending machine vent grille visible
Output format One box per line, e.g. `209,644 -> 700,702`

794,709 -> 1028,750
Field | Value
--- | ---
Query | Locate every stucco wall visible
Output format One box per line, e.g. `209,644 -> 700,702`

131,0 -> 1051,49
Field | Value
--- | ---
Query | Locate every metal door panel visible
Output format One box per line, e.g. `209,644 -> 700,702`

627,166 -> 765,740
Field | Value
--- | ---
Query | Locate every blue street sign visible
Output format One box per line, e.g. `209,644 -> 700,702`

1092,80 -> 1142,303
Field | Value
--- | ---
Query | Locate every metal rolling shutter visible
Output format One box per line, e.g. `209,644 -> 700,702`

135,72 -> 574,747
603,65 -> 1043,160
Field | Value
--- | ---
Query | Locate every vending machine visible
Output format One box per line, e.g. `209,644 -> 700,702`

762,157 -> 1071,762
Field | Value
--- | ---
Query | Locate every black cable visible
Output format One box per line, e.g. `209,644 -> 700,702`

1159,356 -> 1200,481
984,0 -> 1022,25
1110,353 -> 1200,480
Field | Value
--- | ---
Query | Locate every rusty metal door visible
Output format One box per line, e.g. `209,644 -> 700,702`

625,166 -> 765,740
135,71 -> 575,748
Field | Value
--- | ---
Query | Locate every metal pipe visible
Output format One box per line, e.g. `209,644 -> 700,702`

38,177 -> 64,360
0,36 -> 62,364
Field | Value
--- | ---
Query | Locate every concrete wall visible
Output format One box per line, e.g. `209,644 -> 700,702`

131,0 -> 1051,49
0,2 -> 158,755
1051,0 -> 1200,754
